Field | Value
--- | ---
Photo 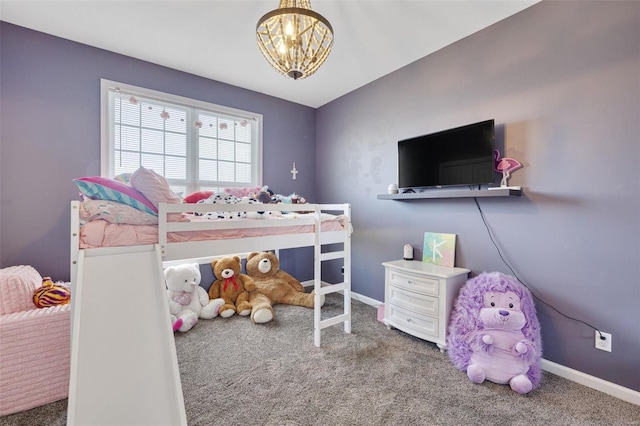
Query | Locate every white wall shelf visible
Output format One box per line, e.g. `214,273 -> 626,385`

377,187 -> 522,200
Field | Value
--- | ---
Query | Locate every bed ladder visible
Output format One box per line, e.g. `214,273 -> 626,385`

67,244 -> 187,426
313,204 -> 352,347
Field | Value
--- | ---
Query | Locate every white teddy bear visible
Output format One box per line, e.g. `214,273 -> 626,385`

165,263 -> 225,332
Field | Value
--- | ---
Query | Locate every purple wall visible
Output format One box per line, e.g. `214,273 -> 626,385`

0,22 -> 316,281
316,2 -> 640,391
1,2 -> 639,394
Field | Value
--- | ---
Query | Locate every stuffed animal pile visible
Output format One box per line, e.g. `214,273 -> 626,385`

209,256 -> 255,317
187,186 -> 312,220
194,191 -> 282,220
447,272 -> 542,394
165,263 -> 225,332
245,251 -> 322,324
165,253 -> 319,328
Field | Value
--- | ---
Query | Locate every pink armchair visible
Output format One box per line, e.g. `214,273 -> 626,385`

0,265 -> 70,416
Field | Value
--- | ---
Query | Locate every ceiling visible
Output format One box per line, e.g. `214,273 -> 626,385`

0,0 -> 539,108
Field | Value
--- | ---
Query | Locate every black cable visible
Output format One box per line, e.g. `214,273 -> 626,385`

472,196 -> 605,339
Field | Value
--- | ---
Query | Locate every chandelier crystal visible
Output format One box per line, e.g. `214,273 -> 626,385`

256,0 -> 334,80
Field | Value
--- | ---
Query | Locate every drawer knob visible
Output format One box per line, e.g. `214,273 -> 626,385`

408,280 -> 413,284
407,318 -> 413,323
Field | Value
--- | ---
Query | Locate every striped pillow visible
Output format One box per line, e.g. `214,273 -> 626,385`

74,176 -> 157,215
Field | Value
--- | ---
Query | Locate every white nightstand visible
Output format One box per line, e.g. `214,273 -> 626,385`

382,260 -> 469,352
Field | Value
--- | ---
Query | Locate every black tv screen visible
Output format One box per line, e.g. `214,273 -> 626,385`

398,119 -> 495,190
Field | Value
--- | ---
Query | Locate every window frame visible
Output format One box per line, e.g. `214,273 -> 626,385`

100,79 -> 263,195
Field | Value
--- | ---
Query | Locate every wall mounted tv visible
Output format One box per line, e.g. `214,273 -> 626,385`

398,119 -> 495,191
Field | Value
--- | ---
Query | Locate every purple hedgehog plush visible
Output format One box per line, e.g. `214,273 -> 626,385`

447,272 -> 542,394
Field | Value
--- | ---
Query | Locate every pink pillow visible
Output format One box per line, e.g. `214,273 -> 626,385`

129,167 -> 181,208
0,265 -> 42,315
74,176 -> 157,215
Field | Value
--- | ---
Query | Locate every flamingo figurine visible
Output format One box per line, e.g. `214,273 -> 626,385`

494,150 -> 522,188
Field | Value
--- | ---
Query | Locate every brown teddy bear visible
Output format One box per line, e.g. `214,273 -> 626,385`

245,251 -> 323,324
209,256 -> 255,318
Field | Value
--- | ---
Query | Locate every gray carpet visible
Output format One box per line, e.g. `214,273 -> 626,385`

2,294 -> 639,425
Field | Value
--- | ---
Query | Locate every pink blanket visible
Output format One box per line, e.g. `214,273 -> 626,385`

79,214 -> 347,249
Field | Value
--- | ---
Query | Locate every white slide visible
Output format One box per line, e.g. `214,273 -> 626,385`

67,244 -> 186,426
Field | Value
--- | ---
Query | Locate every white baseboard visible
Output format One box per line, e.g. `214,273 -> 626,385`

349,291 -> 383,307
300,280 -> 317,288
540,359 -> 640,406
303,281 -> 639,406
300,280 -> 383,307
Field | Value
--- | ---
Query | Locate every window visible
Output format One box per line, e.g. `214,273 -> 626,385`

101,79 -> 262,197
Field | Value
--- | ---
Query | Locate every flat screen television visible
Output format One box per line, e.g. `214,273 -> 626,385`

398,119 -> 495,191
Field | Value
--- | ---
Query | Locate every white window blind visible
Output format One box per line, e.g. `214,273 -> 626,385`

101,79 -> 263,197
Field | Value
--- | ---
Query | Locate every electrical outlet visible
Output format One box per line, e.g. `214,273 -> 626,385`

595,331 -> 612,352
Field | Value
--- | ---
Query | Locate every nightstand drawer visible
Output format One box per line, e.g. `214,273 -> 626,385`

388,304 -> 438,338
383,260 -> 469,350
388,285 -> 438,317
388,269 -> 439,296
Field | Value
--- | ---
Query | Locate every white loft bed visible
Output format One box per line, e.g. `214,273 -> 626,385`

68,200 -> 352,426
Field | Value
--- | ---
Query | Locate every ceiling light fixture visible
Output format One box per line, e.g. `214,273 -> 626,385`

256,0 -> 333,80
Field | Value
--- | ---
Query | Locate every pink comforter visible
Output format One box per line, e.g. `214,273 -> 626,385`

79,214 -> 347,249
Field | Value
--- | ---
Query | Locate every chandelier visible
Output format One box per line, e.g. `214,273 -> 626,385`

256,0 -> 334,80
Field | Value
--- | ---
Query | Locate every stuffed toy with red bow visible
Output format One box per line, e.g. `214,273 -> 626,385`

209,256 -> 256,318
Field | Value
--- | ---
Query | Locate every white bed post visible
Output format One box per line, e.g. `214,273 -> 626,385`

343,203 -> 352,334
70,201 -> 81,329
313,205 -> 322,347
